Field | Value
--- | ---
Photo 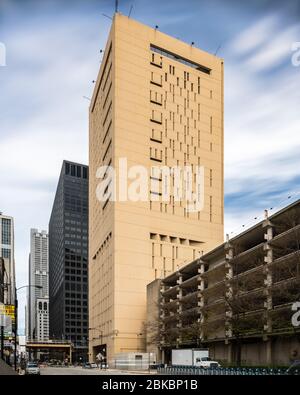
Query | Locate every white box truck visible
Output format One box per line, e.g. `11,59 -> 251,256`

171,349 -> 220,368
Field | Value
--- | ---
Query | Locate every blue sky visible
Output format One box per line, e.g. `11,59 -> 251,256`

0,0 -> 300,333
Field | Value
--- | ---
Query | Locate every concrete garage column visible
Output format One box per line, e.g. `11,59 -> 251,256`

263,210 -> 273,344
161,349 -> 165,364
266,338 -> 272,365
160,284 -> 166,348
198,261 -> 205,339
226,340 -> 233,364
225,235 -> 234,340
263,210 -> 274,364
177,275 -> 183,346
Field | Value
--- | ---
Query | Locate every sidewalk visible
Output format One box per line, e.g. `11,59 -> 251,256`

0,359 -> 17,375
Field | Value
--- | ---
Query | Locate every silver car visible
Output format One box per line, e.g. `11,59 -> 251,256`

26,362 -> 40,375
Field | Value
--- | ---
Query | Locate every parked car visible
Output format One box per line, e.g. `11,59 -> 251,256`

286,360 -> 300,375
83,362 -> 92,369
90,363 -> 98,368
25,362 -> 40,375
196,357 -> 221,369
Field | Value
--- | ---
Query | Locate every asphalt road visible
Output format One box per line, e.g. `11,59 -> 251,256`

41,366 -> 142,375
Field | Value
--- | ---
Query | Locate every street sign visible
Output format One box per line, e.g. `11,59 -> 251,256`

0,304 -> 15,335
0,304 -> 15,323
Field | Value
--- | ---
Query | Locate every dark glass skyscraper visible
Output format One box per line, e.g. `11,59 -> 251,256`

49,161 -> 88,361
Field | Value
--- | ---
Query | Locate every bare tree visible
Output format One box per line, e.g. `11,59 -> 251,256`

224,253 -> 265,366
270,207 -> 300,332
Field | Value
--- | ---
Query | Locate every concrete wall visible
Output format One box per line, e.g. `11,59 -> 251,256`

112,352 -> 156,370
146,279 -> 161,361
208,336 -> 300,366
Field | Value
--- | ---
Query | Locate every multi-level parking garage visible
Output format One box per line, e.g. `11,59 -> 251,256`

149,199 -> 300,366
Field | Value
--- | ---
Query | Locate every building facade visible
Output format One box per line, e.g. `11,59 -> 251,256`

153,199 -> 300,366
0,258 -> 4,304
89,14 -> 224,362
49,161 -> 88,361
27,229 -> 49,341
36,298 -> 49,341
0,213 -> 15,306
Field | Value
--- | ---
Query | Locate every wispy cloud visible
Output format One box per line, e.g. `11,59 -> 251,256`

224,13 -> 300,236
0,2 -> 110,329
229,14 -> 279,56
244,24 -> 300,71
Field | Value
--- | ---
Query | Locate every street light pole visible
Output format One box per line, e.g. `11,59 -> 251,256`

14,290 -> 17,371
88,327 -> 104,366
14,285 -> 42,371
89,327 -> 103,344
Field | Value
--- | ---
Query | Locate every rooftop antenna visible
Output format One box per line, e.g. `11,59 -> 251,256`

214,43 -> 222,56
128,4 -> 133,18
102,13 -> 113,20
115,0 -> 119,13
264,209 -> 269,219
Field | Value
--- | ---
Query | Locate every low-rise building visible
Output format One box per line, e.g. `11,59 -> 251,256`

147,199 -> 300,366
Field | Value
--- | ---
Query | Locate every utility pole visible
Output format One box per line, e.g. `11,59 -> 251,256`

14,285 -> 42,371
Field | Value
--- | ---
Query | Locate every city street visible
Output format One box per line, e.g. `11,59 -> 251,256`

40,366 -> 148,375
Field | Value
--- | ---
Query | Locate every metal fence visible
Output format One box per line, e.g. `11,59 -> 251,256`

157,366 -> 292,375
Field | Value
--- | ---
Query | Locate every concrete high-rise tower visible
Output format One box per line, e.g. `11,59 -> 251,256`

49,161 -> 89,362
27,229 -> 49,341
89,14 -> 224,362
